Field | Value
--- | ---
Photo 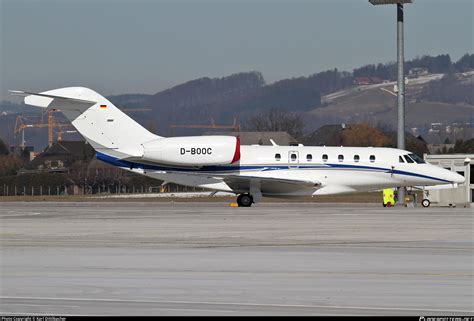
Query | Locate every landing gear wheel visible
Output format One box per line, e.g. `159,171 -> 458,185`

422,199 -> 431,208
237,193 -> 253,207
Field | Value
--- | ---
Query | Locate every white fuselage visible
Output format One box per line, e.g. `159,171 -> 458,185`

98,145 -> 464,197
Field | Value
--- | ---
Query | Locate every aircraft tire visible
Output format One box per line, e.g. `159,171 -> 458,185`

422,199 -> 431,208
237,193 -> 253,207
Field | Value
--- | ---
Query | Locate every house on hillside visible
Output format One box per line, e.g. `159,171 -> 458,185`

408,67 -> 428,78
353,77 -> 385,86
427,144 -> 456,154
354,77 -> 371,86
29,141 -> 95,172
370,77 -> 383,84
206,131 -> 297,146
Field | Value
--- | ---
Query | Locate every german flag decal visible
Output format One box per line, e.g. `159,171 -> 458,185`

100,105 -> 107,109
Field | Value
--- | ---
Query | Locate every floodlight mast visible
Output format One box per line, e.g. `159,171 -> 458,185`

369,0 -> 413,205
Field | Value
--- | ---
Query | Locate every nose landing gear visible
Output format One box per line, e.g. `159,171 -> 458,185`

421,199 -> 431,207
237,193 -> 254,207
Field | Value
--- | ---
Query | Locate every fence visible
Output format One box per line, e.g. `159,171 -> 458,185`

0,183 -> 207,196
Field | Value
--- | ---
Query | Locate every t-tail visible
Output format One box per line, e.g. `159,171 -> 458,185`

11,87 -> 241,167
10,87 -> 160,159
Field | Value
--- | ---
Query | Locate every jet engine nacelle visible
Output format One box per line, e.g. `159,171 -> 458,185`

141,136 -> 240,166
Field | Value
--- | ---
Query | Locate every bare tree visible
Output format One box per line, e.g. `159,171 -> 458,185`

249,108 -> 304,139
146,120 -> 158,134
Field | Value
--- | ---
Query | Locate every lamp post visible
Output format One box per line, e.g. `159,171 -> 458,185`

369,0 -> 413,205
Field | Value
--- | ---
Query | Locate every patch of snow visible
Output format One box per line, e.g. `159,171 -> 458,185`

321,73 -> 445,104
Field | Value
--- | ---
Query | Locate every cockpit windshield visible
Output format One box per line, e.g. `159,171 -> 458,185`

403,155 -> 414,163
407,153 -> 425,164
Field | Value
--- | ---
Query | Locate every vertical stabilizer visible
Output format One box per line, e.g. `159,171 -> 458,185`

11,87 -> 160,158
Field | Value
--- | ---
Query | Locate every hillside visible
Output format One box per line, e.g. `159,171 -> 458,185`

1,53 -> 472,149
108,94 -> 152,109
144,72 -> 265,134
307,71 -> 474,142
144,69 -> 353,135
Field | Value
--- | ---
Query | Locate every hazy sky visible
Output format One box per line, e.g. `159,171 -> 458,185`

1,0 -> 472,101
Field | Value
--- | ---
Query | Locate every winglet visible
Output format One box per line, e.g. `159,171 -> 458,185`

270,139 -> 278,146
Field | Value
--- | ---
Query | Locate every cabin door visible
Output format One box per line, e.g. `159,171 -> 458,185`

288,151 -> 299,169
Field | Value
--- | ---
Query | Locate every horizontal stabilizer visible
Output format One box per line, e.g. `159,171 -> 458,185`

9,90 -> 96,109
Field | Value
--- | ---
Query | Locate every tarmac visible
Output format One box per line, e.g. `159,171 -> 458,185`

0,202 -> 473,315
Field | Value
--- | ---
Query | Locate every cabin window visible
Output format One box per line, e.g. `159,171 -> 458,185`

408,153 -> 426,164
322,154 -> 328,162
369,155 -> 376,163
291,153 -> 297,161
275,153 -> 281,161
354,155 -> 360,162
338,154 -> 344,162
306,154 -> 312,162
404,155 -> 414,163
399,156 -> 405,163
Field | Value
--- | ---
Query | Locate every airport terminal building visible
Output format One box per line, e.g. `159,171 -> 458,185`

424,154 -> 474,207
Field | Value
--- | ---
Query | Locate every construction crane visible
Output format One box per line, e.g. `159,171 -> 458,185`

14,110 -> 75,148
170,118 -> 240,135
14,107 -> 150,149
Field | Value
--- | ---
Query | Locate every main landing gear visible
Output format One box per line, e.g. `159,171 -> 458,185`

236,193 -> 254,207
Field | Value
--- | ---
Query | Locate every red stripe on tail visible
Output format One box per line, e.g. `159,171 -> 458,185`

231,136 -> 241,163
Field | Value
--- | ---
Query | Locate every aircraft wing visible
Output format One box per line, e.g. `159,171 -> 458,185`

163,171 -> 321,194
220,174 -> 321,194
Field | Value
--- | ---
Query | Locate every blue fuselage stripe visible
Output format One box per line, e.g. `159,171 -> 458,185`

95,152 -> 450,183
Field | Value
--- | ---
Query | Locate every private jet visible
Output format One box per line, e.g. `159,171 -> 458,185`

10,87 -> 465,207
